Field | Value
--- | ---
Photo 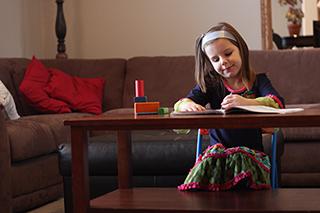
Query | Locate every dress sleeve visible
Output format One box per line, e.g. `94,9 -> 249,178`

256,74 -> 285,108
186,84 -> 210,107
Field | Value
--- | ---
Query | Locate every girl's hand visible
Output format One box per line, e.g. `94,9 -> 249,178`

175,99 -> 206,112
221,94 -> 258,110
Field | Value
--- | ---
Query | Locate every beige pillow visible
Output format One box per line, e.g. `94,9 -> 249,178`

0,80 -> 20,120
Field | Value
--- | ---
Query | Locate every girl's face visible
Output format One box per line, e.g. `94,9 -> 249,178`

204,38 -> 242,81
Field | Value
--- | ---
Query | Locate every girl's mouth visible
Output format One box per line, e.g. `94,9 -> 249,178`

223,65 -> 234,73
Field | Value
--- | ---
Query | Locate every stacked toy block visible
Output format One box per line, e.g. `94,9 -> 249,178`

134,80 -> 160,115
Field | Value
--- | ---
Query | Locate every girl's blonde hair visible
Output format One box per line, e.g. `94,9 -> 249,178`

195,22 -> 255,92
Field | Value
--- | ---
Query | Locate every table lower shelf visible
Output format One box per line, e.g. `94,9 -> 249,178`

90,187 -> 320,213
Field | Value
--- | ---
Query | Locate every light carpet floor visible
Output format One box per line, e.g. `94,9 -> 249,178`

27,198 -> 64,213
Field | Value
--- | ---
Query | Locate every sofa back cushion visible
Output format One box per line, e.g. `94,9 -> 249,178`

250,49 -> 320,105
123,56 -> 195,108
0,58 -> 30,115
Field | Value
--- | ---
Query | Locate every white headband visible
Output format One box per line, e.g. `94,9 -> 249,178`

201,31 -> 237,51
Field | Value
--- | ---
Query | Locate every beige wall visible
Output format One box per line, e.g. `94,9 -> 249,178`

0,0 -> 23,57
21,0 -> 56,57
0,0 -> 56,57
1,0 -> 262,59
302,0 -> 318,35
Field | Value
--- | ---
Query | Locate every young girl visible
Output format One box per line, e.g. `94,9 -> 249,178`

176,22 -> 284,191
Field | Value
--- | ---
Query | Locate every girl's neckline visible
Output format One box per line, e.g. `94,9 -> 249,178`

223,80 -> 247,93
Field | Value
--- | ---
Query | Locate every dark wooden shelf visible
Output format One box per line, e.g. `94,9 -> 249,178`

282,35 -> 314,49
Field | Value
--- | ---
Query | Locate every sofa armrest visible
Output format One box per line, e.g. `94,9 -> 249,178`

0,108 -> 12,212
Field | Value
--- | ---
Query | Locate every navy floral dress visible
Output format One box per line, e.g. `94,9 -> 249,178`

178,73 -> 284,191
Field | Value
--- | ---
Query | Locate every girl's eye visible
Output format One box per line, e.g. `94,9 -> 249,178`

212,57 -> 219,62
225,51 -> 232,56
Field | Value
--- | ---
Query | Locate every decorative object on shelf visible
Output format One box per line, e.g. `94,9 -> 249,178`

279,0 -> 304,36
56,0 -> 67,59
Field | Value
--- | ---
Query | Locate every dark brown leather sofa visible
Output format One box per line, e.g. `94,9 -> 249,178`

1,49 -> 320,213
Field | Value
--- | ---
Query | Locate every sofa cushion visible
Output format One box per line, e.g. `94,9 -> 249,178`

250,49 -> 320,105
281,141 -> 320,173
7,112 -> 91,162
0,62 -> 13,86
123,56 -> 195,108
21,112 -> 91,146
282,103 -> 320,141
44,68 -> 105,114
1,104 -> 7,119
11,153 -> 62,205
6,118 -> 56,162
59,130 -> 208,176
19,57 -> 71,113
3,58 -> 38,116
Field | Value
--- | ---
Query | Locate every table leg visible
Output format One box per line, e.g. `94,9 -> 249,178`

117,130 -> 133,189
271,132 -> 278,189
71,127 -> 89,213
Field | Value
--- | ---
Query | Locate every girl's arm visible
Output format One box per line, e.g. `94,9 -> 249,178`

255,96 -> 281,108
221,94 -> 281,110
174,84 -> 210,112
221,74 -> 284,110
256,74 -> 285,108
174,98 -> 206,112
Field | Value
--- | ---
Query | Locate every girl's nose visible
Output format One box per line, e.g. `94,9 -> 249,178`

221,57 -> 228,66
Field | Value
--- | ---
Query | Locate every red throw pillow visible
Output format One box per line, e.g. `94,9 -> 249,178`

19,56 -> 71,113
44,68 -> 105,114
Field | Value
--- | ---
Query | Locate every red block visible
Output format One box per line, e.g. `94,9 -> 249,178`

135,80 -> 144,97
134,102 -> 160,115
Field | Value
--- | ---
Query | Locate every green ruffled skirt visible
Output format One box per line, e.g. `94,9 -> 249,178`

178,143 -> 271,191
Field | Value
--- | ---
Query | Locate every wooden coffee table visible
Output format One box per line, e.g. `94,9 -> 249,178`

64,108 -> 320,213
89,188 -> 320,213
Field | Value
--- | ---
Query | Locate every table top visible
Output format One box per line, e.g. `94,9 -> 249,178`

64,107 -> 320,130
90,188 -> 320,213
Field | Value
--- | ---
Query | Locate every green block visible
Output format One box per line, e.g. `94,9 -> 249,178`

158,107 -> 169,115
